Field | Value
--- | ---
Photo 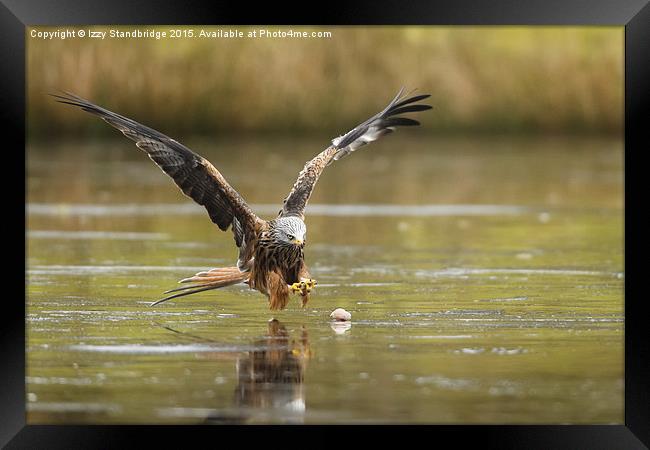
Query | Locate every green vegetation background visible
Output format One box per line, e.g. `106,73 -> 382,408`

28,26 -> 622,137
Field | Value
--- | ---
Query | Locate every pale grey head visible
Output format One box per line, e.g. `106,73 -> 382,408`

272,216 -> 307,247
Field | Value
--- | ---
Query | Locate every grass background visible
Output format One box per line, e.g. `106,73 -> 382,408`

28,26 -> 622,137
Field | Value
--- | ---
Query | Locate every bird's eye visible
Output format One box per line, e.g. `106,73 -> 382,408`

287,234 -> 295,241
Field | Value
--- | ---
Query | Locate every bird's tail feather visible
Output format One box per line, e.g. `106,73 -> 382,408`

149,267 -> 249,306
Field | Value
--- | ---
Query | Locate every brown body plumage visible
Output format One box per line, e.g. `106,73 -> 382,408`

54,88 -> 431,310
250,220 -> 308,310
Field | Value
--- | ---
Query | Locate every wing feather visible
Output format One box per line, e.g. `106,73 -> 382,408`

280,88 -> 431,219
53,91 -> 262,268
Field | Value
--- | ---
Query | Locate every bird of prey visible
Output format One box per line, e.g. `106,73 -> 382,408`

53,88 -> 431,310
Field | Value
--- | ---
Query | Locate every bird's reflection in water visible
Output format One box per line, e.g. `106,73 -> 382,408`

204,319 -> 311,424
234,320 -> 310,411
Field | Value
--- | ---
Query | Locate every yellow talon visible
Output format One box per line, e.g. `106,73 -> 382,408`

290,279 -> 317,296
302,278 -> 317,290
290,282 -> 304,294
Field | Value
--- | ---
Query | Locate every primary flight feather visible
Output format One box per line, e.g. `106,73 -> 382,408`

53,88 -> 431,310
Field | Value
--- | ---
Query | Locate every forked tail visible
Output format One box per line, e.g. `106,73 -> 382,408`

149,267 -> 249,306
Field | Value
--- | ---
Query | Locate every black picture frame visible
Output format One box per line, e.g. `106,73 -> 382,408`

4,0 -> 648,447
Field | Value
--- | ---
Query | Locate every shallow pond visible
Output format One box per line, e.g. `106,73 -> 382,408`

26,134 -> 623,423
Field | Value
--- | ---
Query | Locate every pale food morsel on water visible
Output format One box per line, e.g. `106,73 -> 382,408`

330,308 -> 352,322
54,88 -> 431,311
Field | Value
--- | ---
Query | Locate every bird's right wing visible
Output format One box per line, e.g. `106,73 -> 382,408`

53,92 -> 262,269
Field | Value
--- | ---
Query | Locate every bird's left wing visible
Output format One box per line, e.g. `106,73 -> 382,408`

279,88 -> 431,219
52,91 -> 262,269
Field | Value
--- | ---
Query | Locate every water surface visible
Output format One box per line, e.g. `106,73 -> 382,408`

26,135 -> 623,424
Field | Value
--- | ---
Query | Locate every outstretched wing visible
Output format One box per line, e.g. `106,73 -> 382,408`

53,91 -> 262,270
280,88 -> 431,219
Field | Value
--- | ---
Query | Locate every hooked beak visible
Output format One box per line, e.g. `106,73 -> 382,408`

292,238 -> 304,246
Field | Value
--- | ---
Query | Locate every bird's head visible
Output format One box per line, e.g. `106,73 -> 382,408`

274,216 -> 307,247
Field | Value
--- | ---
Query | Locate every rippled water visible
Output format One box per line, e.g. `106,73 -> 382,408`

26,135 -> 623,424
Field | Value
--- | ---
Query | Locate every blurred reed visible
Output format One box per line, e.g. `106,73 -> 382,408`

28,26 -> 622,137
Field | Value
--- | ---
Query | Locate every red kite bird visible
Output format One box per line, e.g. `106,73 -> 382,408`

54,89 -> 431,310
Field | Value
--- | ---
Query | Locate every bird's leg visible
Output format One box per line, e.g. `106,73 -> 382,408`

300,291 -> 310,308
